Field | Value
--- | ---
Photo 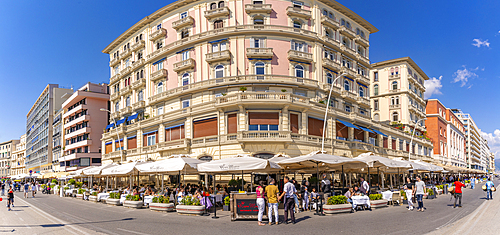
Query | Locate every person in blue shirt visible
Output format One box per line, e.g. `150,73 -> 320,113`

471,176 -> 475,189
485,178 -> 494,200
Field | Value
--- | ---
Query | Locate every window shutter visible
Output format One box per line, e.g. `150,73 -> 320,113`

250,38 -> 254,48
291,40 -> 294,50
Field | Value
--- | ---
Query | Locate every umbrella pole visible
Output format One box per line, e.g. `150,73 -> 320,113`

178,171 -> 180,188
161,174 -> 164,193
368,167 -> 370,189
212,174 -> 219,219
241,170 -> 244,191
377,167 -> 380,189
397,168 -> 400,190
106,176 -> 109,192
342,165 -> 345,189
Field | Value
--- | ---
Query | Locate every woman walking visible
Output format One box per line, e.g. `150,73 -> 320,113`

404,177 -> 415,211
256,181 -> 266,226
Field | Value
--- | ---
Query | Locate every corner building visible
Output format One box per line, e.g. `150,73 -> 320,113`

102,0 -> 433,163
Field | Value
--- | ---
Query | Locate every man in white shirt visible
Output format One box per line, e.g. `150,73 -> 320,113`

279,176 -> 296,224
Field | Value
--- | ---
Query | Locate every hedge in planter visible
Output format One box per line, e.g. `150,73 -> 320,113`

426,189 -> 435,199
106,192 -> 121,206
223,196 -> 230,211
76,188 -> 86,199
150,195 -> 174,212
323,195 -> 351,214
123,194 -> 143,209
176,196 -> 204,215
369,194 -> 388,209
89,192 -> 98,202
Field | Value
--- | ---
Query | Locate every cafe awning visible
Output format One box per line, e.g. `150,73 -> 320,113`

337,119 -> 359,129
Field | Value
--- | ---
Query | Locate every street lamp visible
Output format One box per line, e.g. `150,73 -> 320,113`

321,73 -> 347,153
100,108 -> 123,163
408,118 -> 426,161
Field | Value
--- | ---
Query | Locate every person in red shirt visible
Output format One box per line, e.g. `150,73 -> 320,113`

454,180 -> 465,208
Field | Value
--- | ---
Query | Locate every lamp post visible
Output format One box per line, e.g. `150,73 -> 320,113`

100,108 -> 123,163
321,73 -> 347,153
408,118 -> 426,161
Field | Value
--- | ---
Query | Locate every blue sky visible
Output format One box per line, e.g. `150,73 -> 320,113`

0,0 -> 499,155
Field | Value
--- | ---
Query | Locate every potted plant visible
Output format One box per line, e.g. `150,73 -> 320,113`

123,194 -> 143,208
239,86 -> 247,92
369,193 -> 388,209
68,179 -> 76,186
400,190 -> 408,204
89,191 -> 98,202
426,188 -> 435,199
323,195 -> 351,214
76,188 -> 86,200
106,192 -> 122,206
150,195 -> 174,212
223,196 -> 230,211
176,196 -> 204,215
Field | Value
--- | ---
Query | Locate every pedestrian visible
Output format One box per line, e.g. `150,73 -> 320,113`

454,179 -> 465,208
321,174 -> 331,199
360,177 -> 370,195
292,179 -> 300,213
31,183 -> 36,198
485,178 -> 494,200
24,182 -> 29,198
471,176 -> 475,189
265,178 -> 279,225
302,183 -> 309,211
415,176 -> 426,212
404,177 -> 415,211
1,182 -> 4,196
7,186 -> 14,211
279,176 -> 296,224
256,181 -> 266,226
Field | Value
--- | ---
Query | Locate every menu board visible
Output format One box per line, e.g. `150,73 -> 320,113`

236,199 -> 259,215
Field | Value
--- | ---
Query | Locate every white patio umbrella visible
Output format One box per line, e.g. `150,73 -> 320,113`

412,160 -> 444,172
136,156 -> 203,174
83,164 -> 117,176
269,153 -> 291,163
101,162 -> 147,191
355,153 -> 412,189
197,156 -> 282,174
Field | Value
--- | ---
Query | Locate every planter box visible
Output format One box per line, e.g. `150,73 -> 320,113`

149,203 -> 174,212
76,194 -> 84,200
223,205 -> 230,211
106,198 -> 121,206
123,200 -> 143,209
371,200 -> 388,209
89,195 -> 98,202
323,204 -> 352,214
176,205 -> 205,215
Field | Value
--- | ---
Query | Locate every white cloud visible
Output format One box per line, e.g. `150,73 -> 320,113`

452,66 -> 478,87
472,38 -> 490,47
424,76 -> 443,99
481,130 -> 500,159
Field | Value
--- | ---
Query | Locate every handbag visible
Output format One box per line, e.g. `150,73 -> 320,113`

411,195 -> 416,203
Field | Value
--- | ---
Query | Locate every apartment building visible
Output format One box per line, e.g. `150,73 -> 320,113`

26,84 -> 73,173
0,140 -> 19,177
60,82 -> 109,171
452,109 -> 485,171
425,100 -> 466,168
52,108 -> 64,172
10,135 -> 26,176
101,0 -> 433,165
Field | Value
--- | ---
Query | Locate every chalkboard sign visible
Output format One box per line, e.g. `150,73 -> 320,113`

236,199 -> 259,215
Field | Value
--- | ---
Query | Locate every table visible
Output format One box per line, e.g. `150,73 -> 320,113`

144,196 -> 154,205
65,189 -> 74,196
211,194 -> 223,203
351,195 -> 371,209
97,193 -> 110,202
381,191 -> 393,201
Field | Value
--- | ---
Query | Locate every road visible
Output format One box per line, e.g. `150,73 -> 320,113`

0,179 -> 497,235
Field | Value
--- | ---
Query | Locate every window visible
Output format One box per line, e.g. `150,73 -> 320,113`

374,100 -> 379,111
326,73 -> 333,84
346,22 -> 351,29
147,134 -> 156,146
182,73 -> 190,86
341,19 -> 346,26
210,3 -> 217,9
115,102 -> 119,112
253,0 -> 263,4
157,82 -> 163,94
182,51 -> 189,60
248,112 -> 279,131
357,46 -> 364,56
255,62 -> 265,75
157,24 -> 162,30
218,1 -> 225,8
344,80 -> 350,91
390,68 -> 394,75
292,41 -> 306,52
253,38 -> 262,48
409,83 -> 412,90
374,72 -> 378,82
254,16 -> 264,25
392,112 -> 399,122
342,37 -> 350,47
126,96 -> 131,107
212,41 -> 227,52
341,58 -> 351,68
181,12 -> 187,19
294,64 -> 304,78
138,90 -> 143,101
215,65 -> 224,78
359,87 -> 364,97
214,20 -> 224,29
395,96 -> 399,105
156,40 -> 163,50
181,30 -> 189,39
293,21 -> 301,29
392,81 -> 398,90
182,98 -> 190,108
395,67 -> 399,75
157,61 -> 163,70
293,1 -> 303,8
345,104 -> 351,112
325,29 -> 332,38
157,106 -> 164,115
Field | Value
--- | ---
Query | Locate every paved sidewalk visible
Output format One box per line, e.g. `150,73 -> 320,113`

0,195 -> 96,234
428,191 -> 498,235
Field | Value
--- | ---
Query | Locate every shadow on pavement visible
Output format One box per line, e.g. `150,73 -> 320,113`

0,217 -> 136,229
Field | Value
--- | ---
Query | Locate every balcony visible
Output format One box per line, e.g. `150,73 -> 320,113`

349,141 -> 375,152
239,131 -> 292,143
149,28 -> 166,41
110,91 -> 120,101
64,115 -> 90,129
356,53 -> 370,66
341,90 -> 357,102
65,127 -> 91,139
121,86 -> 131,95
205,50 -> 231,63
389,74 -> 400,80
355,73 -> 370,85
355,35 -> 369,47
132,78 -> 146,90
341,67 -> 357,78
111,111 -> 121,120
322,36 -> 341,50
131,40 -> 145,52
109,56 -> 120,67
132,100 -> 145,110
356,96 -> 370,108
390,104 -> 400,109
204,7 -> 230,20
389,89 -> 400,93
122,47 -> 132,58
340,44 -> 356,58
103,150 -> 126,161
321,84 -> 341,95
157,139 -> 190,151
65,139 -> 92,151
339,26 -> 356,39
245,4 -> 272,14
173,58 -> 195,72
191,135 -> 219,147
321,15 -> 339,29
120,66 -> 132,78
286,6 -> 311,19
287,50 -> 313,63
126,148 -> 140,157
322,58 -> 340,71
130,58 -> 145,71
246,48 -> 273,58
63,104 -> 86,119
150,69 -> 167,82
121,106 -> 132,115
172,16 -> 194,31
110,73 -> 120,85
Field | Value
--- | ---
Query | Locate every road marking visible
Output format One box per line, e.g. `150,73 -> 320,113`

19,217 -> 24,221
117,228 -> 151,235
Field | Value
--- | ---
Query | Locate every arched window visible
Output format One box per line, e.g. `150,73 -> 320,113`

138,90 -> 143,101
392,112 -> 399,122
392,81 -> 398,90
294,64 -> 304,78
254,16 -> 264,25
342,37 -> 350,47
214,20 -> 223,29
359,87 -> 364,97
139,34 -> 143,40
215,65 -> 224,78
210,3 -> 217,9
325,29 -> 332,38
199,156 -> 213,162
126,96 -> 130,107
374,84 -> 378,95
326,73 -> 333,84
157,82 -> 163,94
182,73 -> 190,86
253,153 -> 275,159
328,12 -> 334,19
340,19 -> 346,26
395,96 -> 399,105
218,1 -> 225,8
390,68 -> 394,75
395,67 -> 399,75
115,102 -> 119,112
140,70 -> 144,78
255,62 -> 265,75
357,46 -> 364,56
293,21 -> 301,29
136,72 -> 140,80
344,80 -> 350,91
346,22 -> 351,29
181,30 -> 189,39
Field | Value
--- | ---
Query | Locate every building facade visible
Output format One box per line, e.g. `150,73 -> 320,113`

425,100 -> 466,168
101,0 -> 432,164
60,83 -> 108,171
26,84 -> 73,173
52,108 -> 64,172
10,135 -> 26,176
0,140 -> 19,177
370,57 -> 428,136
452,109 -> 485,171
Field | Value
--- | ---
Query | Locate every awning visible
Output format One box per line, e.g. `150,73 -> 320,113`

127,113 -> 138,121
337,119 -> 359,129
371,129 -> 388,137
208,38 -> 227,44
165,124 -> 184,130
357,82 -> 368,88
289,60 -> 311,65
152,57 -> 166,65
116,118 -> 126,125
105,124 -> 115,129
344,76 -> 354,82
355,125 -> 374,133
176,47 -> 194,54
